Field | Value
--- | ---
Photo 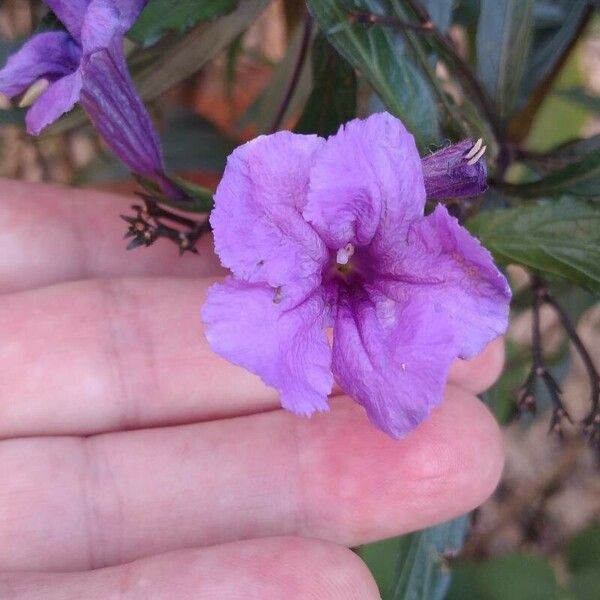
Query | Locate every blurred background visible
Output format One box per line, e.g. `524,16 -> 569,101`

0,1 -> 598,598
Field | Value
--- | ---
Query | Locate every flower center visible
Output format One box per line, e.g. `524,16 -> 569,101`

335,243 -> 355,274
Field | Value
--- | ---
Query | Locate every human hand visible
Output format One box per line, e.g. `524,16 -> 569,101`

0,180 -> 505,599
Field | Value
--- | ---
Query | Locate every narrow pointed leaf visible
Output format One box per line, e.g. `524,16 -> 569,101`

129,0 -> 238,46
295,33 -> 357,137
358,516 -> 469,599
134,0 -> 269,102
499,146 -> 600,198
520,0 -> 588,105
306,0 -> 439,148
476,0 -> 535,121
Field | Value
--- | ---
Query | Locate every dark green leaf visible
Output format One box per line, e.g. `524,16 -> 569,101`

358,515 -> 469,599
520,0 -> 588,105
421,0 -> 453,31
556,87 -> 600,115
499,146 -> 600,198
306,0 -> 440,149
165,175 -> 214,213
0,107 -> 26,125
129,0 -> 238,46
237,19 -> 314,134
162,109 -> 235,172
467,198 -> 600,293
568,567 -> 600,600
295,33 -> 357,137
476,0 -> 535,120
446,554 -> 562,600
134,0 -> 269,102
566,522 -> 600,574
520,135 -> 600,175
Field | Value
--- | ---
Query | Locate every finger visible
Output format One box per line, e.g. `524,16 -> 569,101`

0,390 -> 504,571
0,277 -> 505,438
0,537 -> 379,600
447,336 -> 505,395
0,178 -> 224,294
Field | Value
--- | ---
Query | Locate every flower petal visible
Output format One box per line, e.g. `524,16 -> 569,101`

111,0 -> 147,30
394,204 -> 511,359
81,0 -> 147,52
25,70 -> 82,135
332,287 -> 456,438
304,112 -> 425,251
202,278 -> 333,415
78,42 -> 164,176
211,131 -> 329,302
0,32 -> 80,98
45,0 -> 90,38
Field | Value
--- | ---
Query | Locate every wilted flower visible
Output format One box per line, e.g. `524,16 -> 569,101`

203,112 -> 510,438
0,0 -> 163,179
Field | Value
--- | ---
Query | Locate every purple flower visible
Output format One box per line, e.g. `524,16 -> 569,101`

202,113 -> 510,438
0,0 -> 164,178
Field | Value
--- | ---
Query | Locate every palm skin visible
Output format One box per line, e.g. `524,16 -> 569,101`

0,179 -> 505,599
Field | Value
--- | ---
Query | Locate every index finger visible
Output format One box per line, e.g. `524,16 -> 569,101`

0,178 -> 224,294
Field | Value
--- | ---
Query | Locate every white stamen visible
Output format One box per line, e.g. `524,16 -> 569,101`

467,145 -> 487,165
336,243 -> 355,265
18,78 -> 50,108
464,138 -> 483,160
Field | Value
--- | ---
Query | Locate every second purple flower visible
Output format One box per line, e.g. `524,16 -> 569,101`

202,112 -> 511,439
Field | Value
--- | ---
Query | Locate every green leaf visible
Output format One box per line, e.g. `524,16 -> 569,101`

358,515 -> 469,599
421,0 -> 453,31
165,175 -> 214,212
306,0 -> 439,149
476,0 -> 535,121
467,198 -> 600,293
129,0 -> 238,47
565,522 -> 600,574
499,146 -> 600,198
237,18 -> 314,134
569,567 -> 600,600
520,0 -> 588,105
295,33 -> 357,137
134,0 -> 269,102
521,135 -> 600,175
556,87 -> 600,115
0,107 -> 26,125
446,554 -> 562,600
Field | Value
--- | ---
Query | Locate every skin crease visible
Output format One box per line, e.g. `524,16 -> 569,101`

0,180 -> 506,599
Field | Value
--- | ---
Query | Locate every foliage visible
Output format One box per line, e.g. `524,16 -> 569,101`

1,1 -> 599,598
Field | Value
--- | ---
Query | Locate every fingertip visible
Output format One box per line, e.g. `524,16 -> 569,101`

299,389 -> 505,545
448,336 -> 506,394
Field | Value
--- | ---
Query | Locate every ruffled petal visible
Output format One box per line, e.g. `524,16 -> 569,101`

332,287 -> 457,438
304,112 -> 425,252
202,278 -> 333,415
0,32 -> 80,97
211,131 -> 329,303
45,0 -> 91,38
386,204 -> 511,359
81,0 -> 147,52
78,42 -> 164,176
25,70 -> 82,134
